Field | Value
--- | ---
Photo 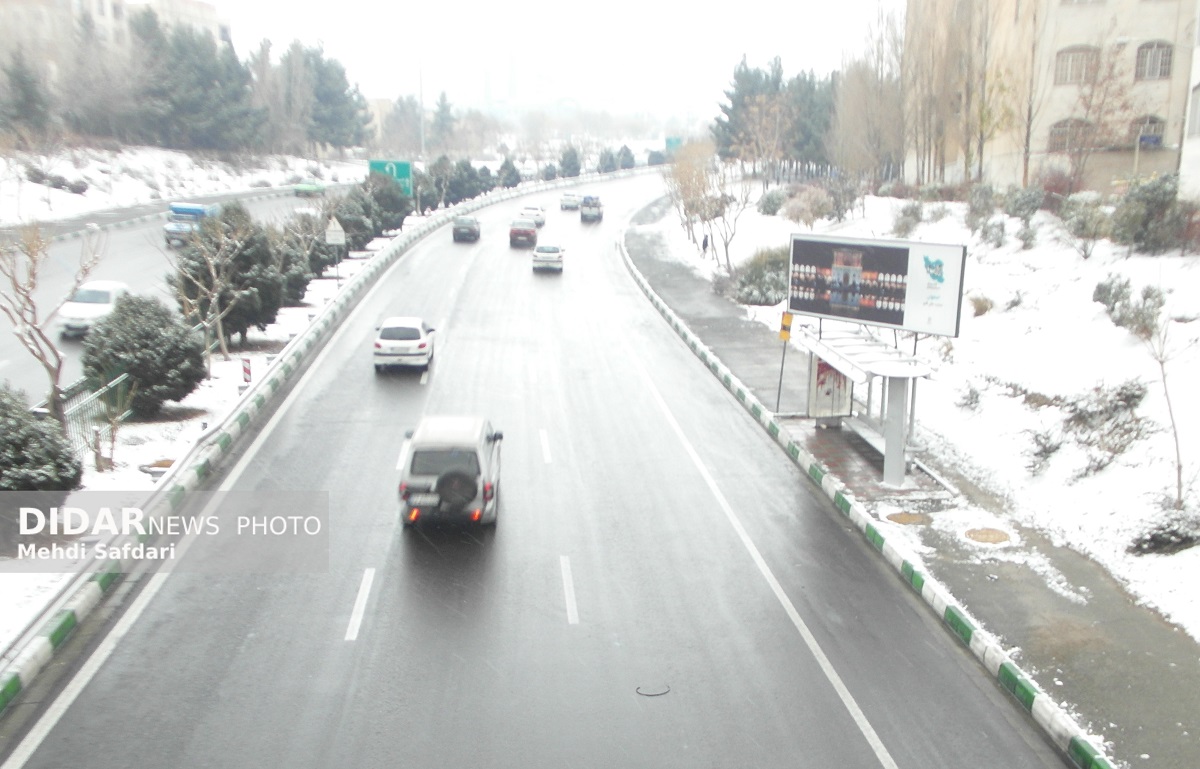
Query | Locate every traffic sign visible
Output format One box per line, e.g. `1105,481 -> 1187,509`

325,217 -> 346,246
368,160 -> 413,196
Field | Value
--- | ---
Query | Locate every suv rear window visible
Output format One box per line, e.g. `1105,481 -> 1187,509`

411,449 -> 480,476
454,217 -> 476,226
380,326 -> 421,340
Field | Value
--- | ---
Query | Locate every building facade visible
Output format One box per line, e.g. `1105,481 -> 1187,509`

904,0 -> 1195,194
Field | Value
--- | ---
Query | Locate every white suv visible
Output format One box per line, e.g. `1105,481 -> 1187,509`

397,416 -> 504,527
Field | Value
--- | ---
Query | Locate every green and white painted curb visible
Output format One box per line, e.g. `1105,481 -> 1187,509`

0,168 -> 654,719
617,241 -> 1115,769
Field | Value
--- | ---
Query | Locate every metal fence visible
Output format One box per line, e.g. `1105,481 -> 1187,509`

59,373 -> 134,460
31,373 -> 134,461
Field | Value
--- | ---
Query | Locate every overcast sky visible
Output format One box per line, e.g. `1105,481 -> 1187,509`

217,0 -> 904,123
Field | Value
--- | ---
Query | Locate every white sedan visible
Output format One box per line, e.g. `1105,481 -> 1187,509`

532,245 -> 564,272
373,316 -> 436,371
519,205 -> 546,227
57,280 -> 130,337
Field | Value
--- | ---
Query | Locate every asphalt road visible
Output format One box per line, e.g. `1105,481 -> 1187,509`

2,176 -> 1065,768
0,193 -> 328,403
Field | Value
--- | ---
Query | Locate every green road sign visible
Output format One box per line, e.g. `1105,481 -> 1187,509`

368,160 -> 413,196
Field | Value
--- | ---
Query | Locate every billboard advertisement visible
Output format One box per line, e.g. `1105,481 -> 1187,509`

789,234 -> 967,337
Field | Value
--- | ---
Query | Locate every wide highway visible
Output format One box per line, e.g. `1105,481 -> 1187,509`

2,174 -> 1062,768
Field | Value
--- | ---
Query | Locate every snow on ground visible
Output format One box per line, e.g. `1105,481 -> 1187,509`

0,146 -> 371,653
0,146 -> 365,227
2,147 -> 1198,656
633,190 -> 1200,642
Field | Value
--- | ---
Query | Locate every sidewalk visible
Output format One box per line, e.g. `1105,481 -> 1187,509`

622,204 -> 1200,769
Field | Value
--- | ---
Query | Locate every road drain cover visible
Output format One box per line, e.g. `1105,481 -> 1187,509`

636,684 -> 670,697
887,512 -> 932,525
965,527 -> 1011,544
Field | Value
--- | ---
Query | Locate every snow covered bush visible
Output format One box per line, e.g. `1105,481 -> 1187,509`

1003,186 -> 1045,225
1063,381 -> 1155,478
980,217 -> 1006,247
783,186 -> 833,229
1111,173 -> 1181,254
1060,192 -> 1109,260
0,385 -> 83,493
1016,222 -> 1039,250
968,294 -> 994,316
1093,274 -> 1164,339
0,385 -> 83,555
1024,429 -> 1063,475
757,189 -> 787,216
891,201 -> 922,238
966,184 -> 995,234
81,296 -> 207,418
732,245 -> 789,305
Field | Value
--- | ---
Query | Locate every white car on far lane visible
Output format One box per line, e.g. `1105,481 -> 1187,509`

57,280 -> 130,337
519,205 -> 546,227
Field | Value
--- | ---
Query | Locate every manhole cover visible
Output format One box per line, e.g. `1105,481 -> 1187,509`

636,684 -> 670,697
887,512 -> 932,525
965,527 -> 1011,544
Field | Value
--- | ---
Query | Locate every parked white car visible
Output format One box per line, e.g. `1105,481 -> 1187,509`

57,280 -> 130,337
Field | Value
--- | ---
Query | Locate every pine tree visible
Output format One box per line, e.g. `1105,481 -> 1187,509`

82,296 -> 206,418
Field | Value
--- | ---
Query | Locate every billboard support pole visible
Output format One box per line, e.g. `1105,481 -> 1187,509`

883,376 -> 910,486
775,340 -> 788,412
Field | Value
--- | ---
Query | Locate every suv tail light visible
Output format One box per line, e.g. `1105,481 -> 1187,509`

483,482 -> 494,502
399,482 -> 409,500
470,509 -> 482,522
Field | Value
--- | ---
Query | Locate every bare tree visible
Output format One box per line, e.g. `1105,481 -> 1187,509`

706,161 -> 754,271
829,6 -> 905,190
903,0 -> 959,184
1062,36 -> 1140,193
1145,318 -> 1195,512
0,224 -> 105,425
169,224 -> 254,367
735,93 -> 790,189
665,140 -> 715,247
959,0 -> 1014,182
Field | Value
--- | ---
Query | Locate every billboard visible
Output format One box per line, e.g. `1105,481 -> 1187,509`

789,234 -> 967,337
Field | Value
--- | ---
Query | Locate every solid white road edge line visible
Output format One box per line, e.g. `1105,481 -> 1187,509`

345,568 -> 376,641
634,362 -> 901,769
540,428 -> 552,464
560,556 -> 579,625
2,249 -> 403,769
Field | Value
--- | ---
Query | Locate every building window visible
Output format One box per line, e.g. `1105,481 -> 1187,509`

1135,42 -> 1172,80
1055,47 -> 1099,84
1049,119 -> 1095,152
1130,115 -> 1165,145
113,2 -> 123,21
